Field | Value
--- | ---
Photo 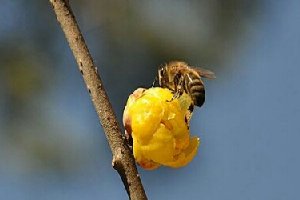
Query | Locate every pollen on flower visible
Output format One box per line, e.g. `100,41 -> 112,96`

123,87 -> 200,170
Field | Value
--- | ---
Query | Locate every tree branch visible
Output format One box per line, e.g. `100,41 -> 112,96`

49,0 -> 147,199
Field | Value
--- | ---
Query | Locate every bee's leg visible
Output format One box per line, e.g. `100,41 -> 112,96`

173,89 -> 183,98
169,74 -> 185,101
151,76 -> 158,87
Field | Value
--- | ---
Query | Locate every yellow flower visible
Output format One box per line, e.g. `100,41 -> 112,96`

123,87 -> 200,170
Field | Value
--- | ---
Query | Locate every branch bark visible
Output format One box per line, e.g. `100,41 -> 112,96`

49,0 -> 147,199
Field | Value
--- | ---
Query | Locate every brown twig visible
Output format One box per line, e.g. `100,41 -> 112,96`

49,0 -> 147,199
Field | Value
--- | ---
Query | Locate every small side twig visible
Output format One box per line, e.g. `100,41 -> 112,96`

49,0 -> 147,199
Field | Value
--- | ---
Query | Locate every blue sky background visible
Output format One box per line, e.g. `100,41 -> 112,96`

0,0 -> 299,199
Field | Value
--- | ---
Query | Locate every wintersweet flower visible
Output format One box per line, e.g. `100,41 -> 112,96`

123,87 -> 200,170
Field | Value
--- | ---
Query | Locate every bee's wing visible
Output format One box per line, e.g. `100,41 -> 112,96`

193,67 -> 216,79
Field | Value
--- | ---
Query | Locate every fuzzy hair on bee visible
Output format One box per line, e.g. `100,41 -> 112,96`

153,61 -> 215,108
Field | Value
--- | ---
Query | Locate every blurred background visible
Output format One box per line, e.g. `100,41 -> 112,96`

1,0 -> 299,199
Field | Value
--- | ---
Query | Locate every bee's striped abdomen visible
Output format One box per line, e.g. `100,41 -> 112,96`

184,73 -> 205,107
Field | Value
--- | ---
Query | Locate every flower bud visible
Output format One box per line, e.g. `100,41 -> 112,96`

123,87 -> 200,170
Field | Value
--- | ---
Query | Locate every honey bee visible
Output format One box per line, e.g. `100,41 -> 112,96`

155,61 -> 215,107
